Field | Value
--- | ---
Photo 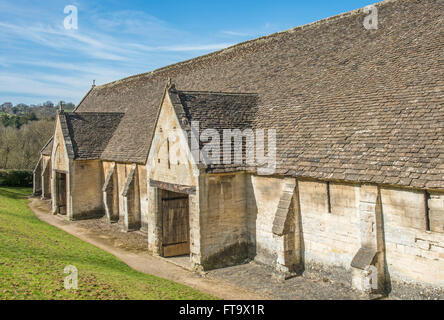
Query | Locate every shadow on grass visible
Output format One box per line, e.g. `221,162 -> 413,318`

0,187 -> 31,200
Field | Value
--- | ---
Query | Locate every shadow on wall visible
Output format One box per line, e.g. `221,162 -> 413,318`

246,175 -> 258,259
380,203 -> 392,296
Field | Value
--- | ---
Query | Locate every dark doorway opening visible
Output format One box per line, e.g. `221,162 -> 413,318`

56,172 -> 67,215
161,190 -> 190,258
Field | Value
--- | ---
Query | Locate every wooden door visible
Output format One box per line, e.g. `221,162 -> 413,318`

57,173 -> 67,215
162,196 -> 190,257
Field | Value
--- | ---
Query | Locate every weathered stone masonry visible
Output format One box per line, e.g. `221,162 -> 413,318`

35,0 -> 443,299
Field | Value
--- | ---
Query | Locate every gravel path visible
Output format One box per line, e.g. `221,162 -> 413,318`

29,198 -> 267,300
29,197 -> 365,300
207,263 -> 363,300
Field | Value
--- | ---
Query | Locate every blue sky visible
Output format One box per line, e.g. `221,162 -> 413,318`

0,0 -> 376,105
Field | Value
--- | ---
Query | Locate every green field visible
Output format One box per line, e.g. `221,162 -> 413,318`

0,187 -> 215,300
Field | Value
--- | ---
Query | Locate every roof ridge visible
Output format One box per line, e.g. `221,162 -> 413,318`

94,0 -> 393,90
66,111 -> 125,115
179,90 -> 258,96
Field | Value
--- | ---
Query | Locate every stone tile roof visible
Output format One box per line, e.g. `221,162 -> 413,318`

174,88 -> 258,131
63,112 -> 124,160
169,87 -> 259,170
74,0 -> 444,189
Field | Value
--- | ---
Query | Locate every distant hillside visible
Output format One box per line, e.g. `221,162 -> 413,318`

0,101 -> 75,170
0,101 -> 75,129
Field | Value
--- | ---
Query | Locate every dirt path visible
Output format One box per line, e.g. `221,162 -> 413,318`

28,198 -> 268,300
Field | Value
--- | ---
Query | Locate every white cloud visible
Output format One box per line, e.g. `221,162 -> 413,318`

127,42 -> 234,52
221,30 -> 252,37
0,22 -> 130,61
161,43 -> 233,52
15,60 -> 125,78
0,74 -> 84,101
0,1 -> 244,104
92,10 -> 172,36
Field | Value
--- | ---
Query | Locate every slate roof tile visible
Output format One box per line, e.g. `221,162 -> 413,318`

64,112 -> 124,160
70,0 -> 443,190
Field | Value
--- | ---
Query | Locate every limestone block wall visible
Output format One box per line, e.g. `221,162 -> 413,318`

198,172 -> 249,269
51,120 -> 70,215
41,155 -> 52,199
249,175 -> 443,295
148,90 -> 197,187
52,138 -> 69,172
246,174 -> 258,257
116,163 -> 133,221
429,193 -> 444,234
146,155 -> 199,262
250,175 -> 303,277
33,157 -> 42,195
189,184 -> 201,267
102,162 -> 118,222
121,164 -> 141,231
138,164 -> 148,233
146,164 -> 200,264
250,177 -> 361,280
70,160 -> 104,219
102,161 -> 146,231
251,175 -> 288,266
146,186 -> 159,254
146,89 -> 201,265
381,188 -> 444,296
102,161 -> 114,179
298,180 -> 361,277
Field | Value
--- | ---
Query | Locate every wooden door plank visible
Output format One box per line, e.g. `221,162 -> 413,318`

162,196 -> 190,257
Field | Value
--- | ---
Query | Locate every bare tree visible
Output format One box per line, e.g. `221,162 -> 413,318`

0,120 -> 54,170
0,124 -> 18,169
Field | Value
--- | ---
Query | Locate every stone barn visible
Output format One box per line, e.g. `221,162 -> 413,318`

34,0 -> 443,299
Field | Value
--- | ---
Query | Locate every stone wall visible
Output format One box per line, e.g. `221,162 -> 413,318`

198,172 -> 250,270
41,155 -> 51,199
381,187 -> 444,298
70,160 -> 104,220
102,162 -> 118,222
116,163 -> 132,221
51,117 -> 71,216
250,175 -> 287,266
250,175 -> 303,278
138,164 -> 148,233
246,174 -> 258,258
42,90 -> 443,297
146,90 -> 200,265
102,161 -> 146,232
33,157 -> 42,195
52,118 -> 69,173
122,164 -> 141,231
250,177 -> 360,281
299,180 -> 361,282
249,175 -> 443,297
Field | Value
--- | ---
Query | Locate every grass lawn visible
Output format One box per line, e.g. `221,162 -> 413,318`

0,187 -> 216,300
